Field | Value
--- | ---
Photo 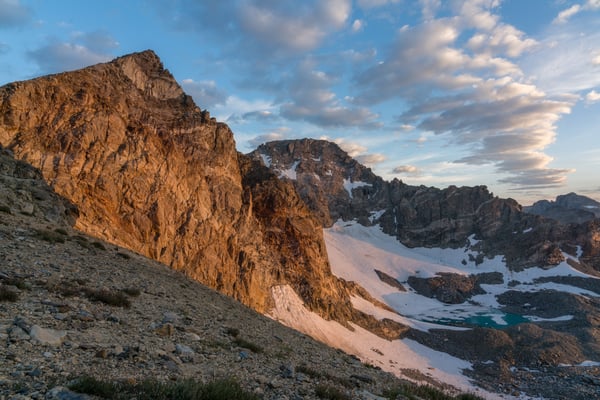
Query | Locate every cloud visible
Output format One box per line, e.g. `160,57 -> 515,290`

521,22 -> 600,94
420,0 -> 441,20
212,95 -> 275,123
354,4 -> 574,189
586,90 -> 600,103
0,0 -> 32,28
280,60 -> 381,129
357,0 -> 400,9
74,30 -> 119,53
553,1 -> 600,24
330,138 -> 367,157
238,0 -> 350,53
393,164 -> 422,176
352,19 -> 364,32
553,4 -> 581,24
27,41 -> 112,74
355,153 -> 386,165
181,79 -> 228,109
247,131 -> 286,148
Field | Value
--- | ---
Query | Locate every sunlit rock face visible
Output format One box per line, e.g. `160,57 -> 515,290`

0,50 -> 355,321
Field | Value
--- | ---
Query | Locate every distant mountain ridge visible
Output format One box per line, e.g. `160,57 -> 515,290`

524,192 -> 600,225
250,139 -> 600,273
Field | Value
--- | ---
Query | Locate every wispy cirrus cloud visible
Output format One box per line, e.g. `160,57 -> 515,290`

553,0 -> 600,24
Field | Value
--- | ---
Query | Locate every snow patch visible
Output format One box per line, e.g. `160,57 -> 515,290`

525,315 -> 574,322
259,153 -> 271,168
369,210 -> 386,223
343,179 -> 371,199
278,160 -> 300,180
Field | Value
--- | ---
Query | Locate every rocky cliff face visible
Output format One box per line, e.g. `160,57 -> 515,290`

0,51 -> 357,322
525,192 -> 600,225
250,139 -> 600,273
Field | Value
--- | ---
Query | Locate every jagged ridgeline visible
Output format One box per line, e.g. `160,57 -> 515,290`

0,50 -> 358,323
249,139 -> 600,272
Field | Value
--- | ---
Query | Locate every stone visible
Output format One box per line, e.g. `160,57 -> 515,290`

28,326 -> 67,346
45,386 -> 93,400
154,323 -> 174,337
174,344 -> 194,356
8,326 -> 30,342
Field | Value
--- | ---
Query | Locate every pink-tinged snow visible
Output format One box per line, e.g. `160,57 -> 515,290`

343,179 -> 371,198
324,220 -> 599,326
268,285 -> 485,396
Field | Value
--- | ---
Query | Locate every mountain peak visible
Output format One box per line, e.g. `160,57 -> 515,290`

111,49 -> 185,100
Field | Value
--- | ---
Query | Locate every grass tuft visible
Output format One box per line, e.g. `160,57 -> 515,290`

122,287 -> 141,297
315,384 -> 350,400
232,337 -> 263,353
84,288 -> 131,308
382,384 -> 485,400
0,285 -> 19,302
68,376 -> 259,400
224,327 -> 240,337
34,229 -> 65,243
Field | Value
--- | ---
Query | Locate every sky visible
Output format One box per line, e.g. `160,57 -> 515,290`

1,0 -> 599,205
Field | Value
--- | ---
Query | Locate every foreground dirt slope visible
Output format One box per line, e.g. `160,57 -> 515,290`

0,150 -> 408,400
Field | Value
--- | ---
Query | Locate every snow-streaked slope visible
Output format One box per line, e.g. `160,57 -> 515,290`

268,285 -> 479,395
269,219 -> 598,398
324,220 -> 597,327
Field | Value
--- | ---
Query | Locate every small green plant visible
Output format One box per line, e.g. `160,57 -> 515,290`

68,376 -> 259,400
296,364 -> 322,379
0,285 -> 18,302
2,277 -> 29,290
382,384 -> 485,400
34,229 -> 65,243
315,384 -> 350,400
225,327 -> 240,337
84,288 -> 131,308
232,337 -> 263,353
122,287 -> 141,297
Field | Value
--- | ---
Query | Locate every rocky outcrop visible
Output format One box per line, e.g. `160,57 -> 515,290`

525,192 -> 600,225
407,272 -> 503,304
0,51 -> 354,322
0,147 -> 77,226
251,139 -> 600,273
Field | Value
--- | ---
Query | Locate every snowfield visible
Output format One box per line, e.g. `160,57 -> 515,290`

268,219 -> 600,399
